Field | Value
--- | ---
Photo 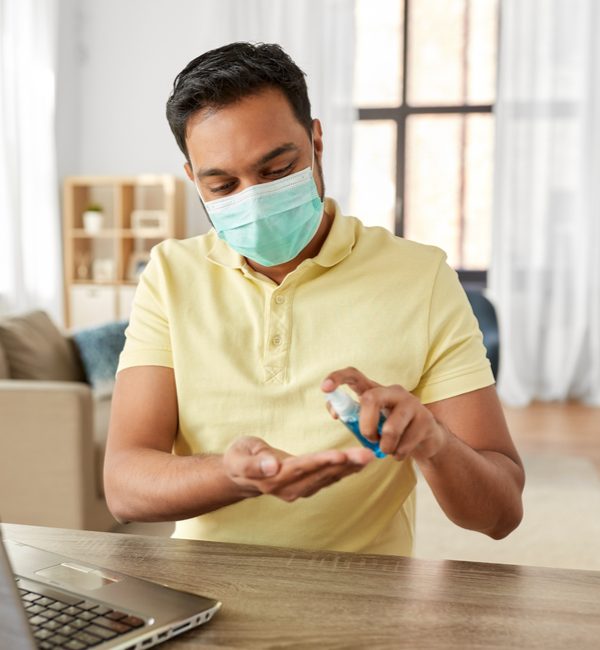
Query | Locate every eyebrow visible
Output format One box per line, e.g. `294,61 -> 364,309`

196,142 -> 299,180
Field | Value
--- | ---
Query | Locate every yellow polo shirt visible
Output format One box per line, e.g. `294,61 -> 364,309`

118,198 -> 494,556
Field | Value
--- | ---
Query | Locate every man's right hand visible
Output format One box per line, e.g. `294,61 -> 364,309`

223,436 -> 374,502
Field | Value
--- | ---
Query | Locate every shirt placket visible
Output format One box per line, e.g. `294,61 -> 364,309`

263,282 -> 294,384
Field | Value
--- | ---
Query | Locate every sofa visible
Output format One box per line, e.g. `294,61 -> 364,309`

0,310 -> 126,531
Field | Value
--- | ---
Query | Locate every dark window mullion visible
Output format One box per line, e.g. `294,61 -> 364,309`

358,105 -> 493,118
397,0 -> 410,236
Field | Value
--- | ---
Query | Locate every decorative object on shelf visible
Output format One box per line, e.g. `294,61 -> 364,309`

92,258 -> 115,282
127,251 -> 151,281
83,204 -> 104,233
131,210 -> 168,235
75,251 -> 91,280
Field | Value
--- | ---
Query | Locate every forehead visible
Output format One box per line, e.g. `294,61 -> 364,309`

185,87 -> 308,171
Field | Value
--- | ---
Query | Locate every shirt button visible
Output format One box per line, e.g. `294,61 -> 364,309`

272,335 -> 282,346
274,295 -> 285,304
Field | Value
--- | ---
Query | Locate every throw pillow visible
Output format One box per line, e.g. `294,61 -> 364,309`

0,311 -> 84,381
72,321 -> 128,397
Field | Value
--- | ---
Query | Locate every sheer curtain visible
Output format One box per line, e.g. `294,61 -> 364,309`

231,0 -> 355,211
0,0 -> 62,322
489,0 -> 600,406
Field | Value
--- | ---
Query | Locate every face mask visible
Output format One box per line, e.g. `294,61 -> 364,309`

199,143 -> 323,267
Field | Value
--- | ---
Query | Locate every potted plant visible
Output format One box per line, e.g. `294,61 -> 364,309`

82,203 -> 104,233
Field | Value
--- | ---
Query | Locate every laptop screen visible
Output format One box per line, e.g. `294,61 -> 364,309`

0,525 -> 36,650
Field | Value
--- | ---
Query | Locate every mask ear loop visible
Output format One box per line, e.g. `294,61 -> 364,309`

310,134 -> 315,171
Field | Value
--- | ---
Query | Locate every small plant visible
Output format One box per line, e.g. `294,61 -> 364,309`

85,203 -> 103,212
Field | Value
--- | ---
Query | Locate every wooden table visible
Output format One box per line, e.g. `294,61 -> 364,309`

3,524 -> 600,649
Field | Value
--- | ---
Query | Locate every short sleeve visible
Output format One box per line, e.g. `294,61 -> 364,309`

412,255 -> 495,404
117,246 -> 173,372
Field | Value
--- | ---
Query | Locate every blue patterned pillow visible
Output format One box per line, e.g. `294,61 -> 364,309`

73,321 -> 128,397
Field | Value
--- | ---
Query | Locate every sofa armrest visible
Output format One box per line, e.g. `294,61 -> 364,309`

0,380 -> 114,530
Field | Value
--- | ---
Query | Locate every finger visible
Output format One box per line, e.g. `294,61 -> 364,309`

325,401 -> 339,419
393,409 -> 437,460
378,405 -> 414,455
298,467 -> 360,499
358,386 -> 413,443
225,436 -> 281,479
321,367 -> 380,396
270,448 -> 365,494
391,417 -> 426,460
278,449 -> 348,482
276,462 -> 366,502
344,446 -> 376,465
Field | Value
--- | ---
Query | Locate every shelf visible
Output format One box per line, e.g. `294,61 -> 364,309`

71,280 -> 119,286
64,174 -> 185,328
121,229 -> 169,239
71,229 -> 169,239
71,229 -> 120,238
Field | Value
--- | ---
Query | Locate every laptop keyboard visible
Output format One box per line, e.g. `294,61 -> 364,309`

17,577 -> 146,649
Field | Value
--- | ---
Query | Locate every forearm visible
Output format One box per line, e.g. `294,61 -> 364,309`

104,449 -> 254,523
417,428 -> 525,539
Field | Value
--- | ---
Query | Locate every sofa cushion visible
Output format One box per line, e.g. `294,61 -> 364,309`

0,311 -> 84,381
93,395 -> 112,498
72,321 -> 127,398
0,344 -> 9,379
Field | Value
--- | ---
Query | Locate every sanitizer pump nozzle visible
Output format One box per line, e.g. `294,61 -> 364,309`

326,389 -> 386,459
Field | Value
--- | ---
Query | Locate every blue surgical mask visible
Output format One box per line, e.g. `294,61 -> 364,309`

199,145 -> 324,267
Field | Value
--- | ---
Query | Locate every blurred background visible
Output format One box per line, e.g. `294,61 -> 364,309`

0,0 -> 599,570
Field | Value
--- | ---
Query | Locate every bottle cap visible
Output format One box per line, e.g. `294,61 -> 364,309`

326,388 -> 358,418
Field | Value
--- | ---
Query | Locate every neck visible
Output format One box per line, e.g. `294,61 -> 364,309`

245,206 -> 334,285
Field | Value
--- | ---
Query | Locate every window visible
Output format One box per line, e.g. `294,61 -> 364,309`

350,0 -> 499,285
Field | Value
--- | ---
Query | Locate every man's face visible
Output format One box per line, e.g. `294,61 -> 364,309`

184,86 -> 324,203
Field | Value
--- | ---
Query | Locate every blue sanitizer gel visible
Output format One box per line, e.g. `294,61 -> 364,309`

326,388 -> 387,458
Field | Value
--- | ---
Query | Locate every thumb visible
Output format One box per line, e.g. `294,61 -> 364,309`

227,436 -> 280,479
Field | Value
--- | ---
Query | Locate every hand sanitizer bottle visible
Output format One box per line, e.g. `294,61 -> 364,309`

326,389 -> 387,458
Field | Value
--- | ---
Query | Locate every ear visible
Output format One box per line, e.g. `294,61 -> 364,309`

184,161 -> 194,182
312,119 -> 324,161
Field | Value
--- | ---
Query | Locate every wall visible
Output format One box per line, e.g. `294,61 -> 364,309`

56,0 -> 237,234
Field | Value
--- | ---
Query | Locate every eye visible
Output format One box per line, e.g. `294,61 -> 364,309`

265,162 -> 294,177
210,180 -> 236,195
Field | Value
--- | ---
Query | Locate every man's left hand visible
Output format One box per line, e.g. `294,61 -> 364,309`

322,367 -> 449,463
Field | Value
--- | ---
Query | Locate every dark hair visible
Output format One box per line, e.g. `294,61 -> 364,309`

166,42 -> 313,161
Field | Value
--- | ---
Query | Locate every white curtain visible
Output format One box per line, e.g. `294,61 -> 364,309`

489,0 -> 600,406
0,0 -> 62,322
231,0 -> 355,211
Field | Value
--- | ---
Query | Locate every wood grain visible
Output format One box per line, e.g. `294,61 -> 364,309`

3,524 -> 600,649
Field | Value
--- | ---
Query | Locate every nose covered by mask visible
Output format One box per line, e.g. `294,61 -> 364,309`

197,142 -> 324,267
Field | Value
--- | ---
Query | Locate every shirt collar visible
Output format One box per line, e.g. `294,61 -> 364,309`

205,197 -> 356,270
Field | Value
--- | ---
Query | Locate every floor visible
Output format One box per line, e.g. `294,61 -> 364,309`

503,400 -> 600,472
413,400 -> 600,571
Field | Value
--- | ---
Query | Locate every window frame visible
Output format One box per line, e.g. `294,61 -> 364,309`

356,0 -> 497,288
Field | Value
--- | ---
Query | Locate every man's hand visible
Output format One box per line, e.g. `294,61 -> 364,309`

322,367 -> 449,463
322,366 -> 525,540
223,436 -> 374,502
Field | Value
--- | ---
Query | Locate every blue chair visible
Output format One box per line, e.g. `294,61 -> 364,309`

465,290 -> 499,380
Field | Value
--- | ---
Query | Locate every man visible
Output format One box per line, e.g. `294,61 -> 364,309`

104,42 -> 524,556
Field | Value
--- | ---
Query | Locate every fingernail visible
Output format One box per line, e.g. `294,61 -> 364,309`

260,456 -> 278,476
321,378 -> 335,391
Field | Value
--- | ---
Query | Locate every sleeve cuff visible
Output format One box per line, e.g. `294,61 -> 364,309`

414,365 -> 495,404
117,349 -> 174,373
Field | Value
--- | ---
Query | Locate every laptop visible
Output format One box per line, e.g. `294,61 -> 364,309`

0,525 -> 221,649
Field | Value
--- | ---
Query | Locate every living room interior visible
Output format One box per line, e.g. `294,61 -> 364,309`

1,0 -> 599,580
